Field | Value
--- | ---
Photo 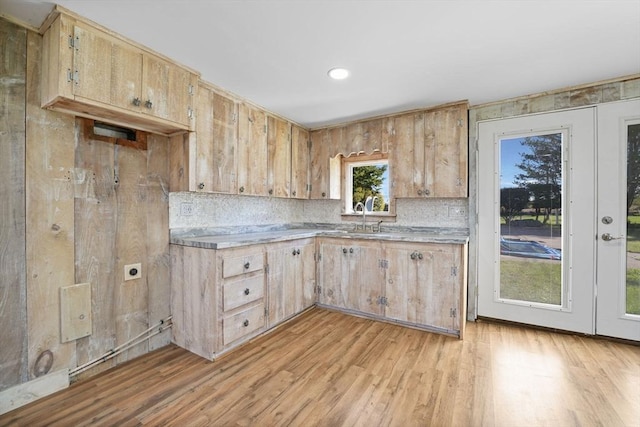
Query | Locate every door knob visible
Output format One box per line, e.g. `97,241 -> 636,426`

601,233 -> 624,241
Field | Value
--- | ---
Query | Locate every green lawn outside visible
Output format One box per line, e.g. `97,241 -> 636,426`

501,258 -> 640,315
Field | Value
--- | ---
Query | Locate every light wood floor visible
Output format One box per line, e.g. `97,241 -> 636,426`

2,308 -> 639,426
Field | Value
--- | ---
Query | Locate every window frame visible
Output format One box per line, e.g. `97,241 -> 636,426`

341,152 -> 394,218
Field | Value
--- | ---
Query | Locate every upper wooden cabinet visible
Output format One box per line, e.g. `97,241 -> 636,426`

290,125 -> 310,199
41,11 -> 198,135
391,102 -> 468,198
267,116 -> 291,197
195,84 -> 238,193
237,103 -> 268,196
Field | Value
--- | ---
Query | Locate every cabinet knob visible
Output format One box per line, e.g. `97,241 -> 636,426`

349,248 -> 354,254
145,100 -> 153,109
322,192 -> 326,197
269,189 -> 273,195
410,252 -> 417,260
296,249 -> 300,255
423,189 -> 430,196
292,249 -> 297,256
243,319 -> 249,327
132,97 -> 141,107
342,248 -> 347,254
417,190 -> 423,196
239,186 -> 245,193
292,191 -> 296,196
418,253 -> 423,260
244,262 -> 250,269
244,288 -> 250,295
198,182 -> 205,189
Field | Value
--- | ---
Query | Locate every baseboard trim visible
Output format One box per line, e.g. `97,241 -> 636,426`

0,369 -> 69,415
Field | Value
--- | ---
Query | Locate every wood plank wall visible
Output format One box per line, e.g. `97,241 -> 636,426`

0,19 -> 28,390
0,17 -> 172,392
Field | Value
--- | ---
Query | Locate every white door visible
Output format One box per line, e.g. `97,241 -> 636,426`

478,108 -> 596,334
596,99 -> 640,341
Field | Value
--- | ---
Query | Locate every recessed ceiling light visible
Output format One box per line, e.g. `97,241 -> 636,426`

328,67 -> 350,80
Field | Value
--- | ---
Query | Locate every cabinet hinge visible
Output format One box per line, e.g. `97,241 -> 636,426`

314,252 -> 322,262
307,184 -> 312,192
188,84 -> 194,96
66,69 -> 79,84
450,308 -> 457,318
315,285 -> 322,295
456,178 -> 463,187
265,264 -> 270,274
68,35 -> 79,50
379,259 -> 389,269
377,296 -> 388,306
457,119 -> 463,127
307,139 -> 312,149
232,112 -> 237,123
264,125 -> 267,134
187,107 -> 194,119
451,266 -> 458,277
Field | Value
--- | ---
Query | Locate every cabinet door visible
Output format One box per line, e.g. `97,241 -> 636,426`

195,87 -> 238,193
297,241 -> 316,311
318,242 -> 348,308
391,112 -> 426,198
73,23 -> 142,111
142,54 -> 195,127
291,125 -> 309,199
237,103 -> 268,196
425,103 -> 468,197
266,243 -> 297,326
309,129 -> 330,199
267,116 -> 291,197
349,244 -> 385,316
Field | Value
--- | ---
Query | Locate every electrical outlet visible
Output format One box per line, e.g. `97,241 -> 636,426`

448,206 -> 466,217
180,202 -> 194,216
124,263 -> 141,281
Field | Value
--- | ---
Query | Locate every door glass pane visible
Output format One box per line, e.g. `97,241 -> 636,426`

627,123 -> 640,315
499,133 -> 563,306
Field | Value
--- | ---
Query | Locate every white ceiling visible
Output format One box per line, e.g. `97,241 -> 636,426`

2,0 -> 639,128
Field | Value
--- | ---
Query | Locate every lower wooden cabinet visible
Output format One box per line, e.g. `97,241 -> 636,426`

318,239 -> 384,316
317,238 -> 467,337
266,238 -> 316,327
171,235 -> 467,360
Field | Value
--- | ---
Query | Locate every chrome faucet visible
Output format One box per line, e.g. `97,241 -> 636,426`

354,202 -> 366,230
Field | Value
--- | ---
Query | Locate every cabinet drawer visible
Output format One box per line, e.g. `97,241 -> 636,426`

223,275 -> 264,312
222,253 -> 264,278
223,303 -> 265,345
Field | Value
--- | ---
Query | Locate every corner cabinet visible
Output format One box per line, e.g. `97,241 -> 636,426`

317,238 -> 467,338
41,11 -> 198,136
266,238 -> 316,327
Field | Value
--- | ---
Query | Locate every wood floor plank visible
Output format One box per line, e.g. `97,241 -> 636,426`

2,309 -> 638,427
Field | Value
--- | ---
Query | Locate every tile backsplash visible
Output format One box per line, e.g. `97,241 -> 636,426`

169,192 -> 469,230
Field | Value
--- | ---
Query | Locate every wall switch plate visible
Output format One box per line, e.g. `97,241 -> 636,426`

180,202 -> 194,216
124,263 -> 142,281
448,206 -> 466,217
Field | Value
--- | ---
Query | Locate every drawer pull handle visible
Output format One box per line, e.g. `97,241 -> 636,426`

244,288 -> 250,295
243,319 -> 249,327
244,262 -> 250,269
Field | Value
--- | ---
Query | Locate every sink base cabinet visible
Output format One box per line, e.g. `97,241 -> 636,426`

318,239 -> 467,338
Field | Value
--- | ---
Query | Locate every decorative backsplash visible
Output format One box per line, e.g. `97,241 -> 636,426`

169,192 -> 469,230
